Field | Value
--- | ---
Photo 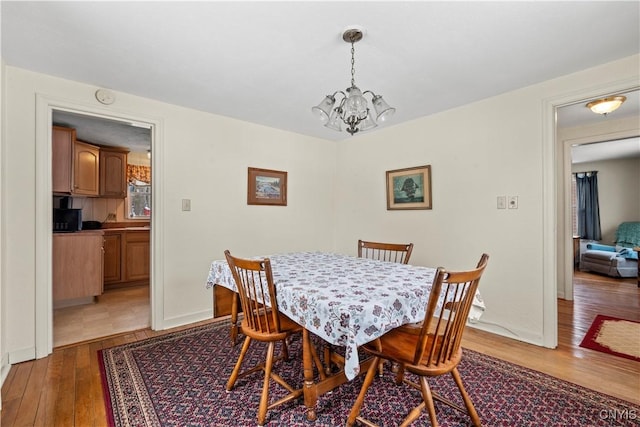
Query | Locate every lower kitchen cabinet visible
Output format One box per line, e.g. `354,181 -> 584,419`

53,231 -> 104,301
104,229 -> 150,288
103,233 -> 122,283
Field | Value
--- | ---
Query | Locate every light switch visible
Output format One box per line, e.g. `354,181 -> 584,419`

497,196 -> 506,209
508,196 -> 518,209
182,199 -> 191,211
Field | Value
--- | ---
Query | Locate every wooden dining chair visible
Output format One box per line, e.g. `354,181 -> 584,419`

354,239 -> 414,375
223,250 -> 306,426
358,239 -> 414,264
346,254 -> 490,427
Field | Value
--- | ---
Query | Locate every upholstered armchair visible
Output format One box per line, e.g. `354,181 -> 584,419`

579,222 -> 640,278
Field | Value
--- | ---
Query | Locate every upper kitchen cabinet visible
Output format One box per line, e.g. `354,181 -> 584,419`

74,140 -> 100,195
52,126 -> 100,196
100,147 -> 129,198
52,126 -> 74,193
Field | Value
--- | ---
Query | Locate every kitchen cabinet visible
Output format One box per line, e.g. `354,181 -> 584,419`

103,232 -> 122,283
52,126 -> 100,196
100,147 -> 129,198
73,140 -> 100,195
125,231 -> 150,282
53,231 -> 104,301
52,126 -> 74,193
103,229 -> 150,288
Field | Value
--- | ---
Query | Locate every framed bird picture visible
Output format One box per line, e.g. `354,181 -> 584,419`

386,165 -> 432,210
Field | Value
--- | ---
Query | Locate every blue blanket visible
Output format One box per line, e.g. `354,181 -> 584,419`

615,221 -> 640,248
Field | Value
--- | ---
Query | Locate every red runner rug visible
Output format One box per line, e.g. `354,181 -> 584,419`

580,314 -> 640,362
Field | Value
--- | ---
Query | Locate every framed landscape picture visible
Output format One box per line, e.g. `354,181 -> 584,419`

247,167 -> 287,206
386,165 -> 432,210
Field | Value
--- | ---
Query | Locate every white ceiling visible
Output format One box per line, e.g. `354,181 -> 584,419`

2,1 -> 639,149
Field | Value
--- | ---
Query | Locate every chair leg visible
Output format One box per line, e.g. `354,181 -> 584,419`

451,367 -> 481,427
226,336 -> 251,391
394,363 -> 406,385
406,376 -> 438,427
257,341 -> 276,426
281,337 -> 290,360
346,356 -> 381,427
372,339 -> 385,377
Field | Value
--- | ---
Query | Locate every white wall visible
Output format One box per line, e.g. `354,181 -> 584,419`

333,55 -> 639,344
572,157 -> 640,244
2,66 -> 336,363
1,54 -> 639,371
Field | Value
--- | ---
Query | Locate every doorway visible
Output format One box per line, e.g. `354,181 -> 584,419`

557,89 -> 640,301
51,110 -> 153,347
51,110 -> 154,346
34,94 -> 163,358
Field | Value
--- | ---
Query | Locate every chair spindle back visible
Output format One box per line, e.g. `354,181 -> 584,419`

224,250 -> 282,335
414,254 -> 489,367
358,239 -> 414,264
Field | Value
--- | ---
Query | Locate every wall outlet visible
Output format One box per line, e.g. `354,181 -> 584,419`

508,196 -> 518,209
182,199 -> 191,211
105,213 -> 116,222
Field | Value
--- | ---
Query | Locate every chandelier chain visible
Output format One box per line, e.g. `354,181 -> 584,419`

350,42 -> 356,88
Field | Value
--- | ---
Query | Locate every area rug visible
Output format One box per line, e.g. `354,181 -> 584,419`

99,321 -> 639,427
580,314 -> 640,362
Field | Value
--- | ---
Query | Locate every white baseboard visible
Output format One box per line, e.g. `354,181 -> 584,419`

0,352 -> 11,395
468,321 -> 544,347
8,346 -> 36,365
158,308 -> 214,331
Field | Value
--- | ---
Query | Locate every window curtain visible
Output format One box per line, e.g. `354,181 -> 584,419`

575,171 -> 601,241
127,164 -> 151,184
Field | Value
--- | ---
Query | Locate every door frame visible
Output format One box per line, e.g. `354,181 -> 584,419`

542,77 -> 638,348
544,78 -> 639,340
35,94 -> 164,357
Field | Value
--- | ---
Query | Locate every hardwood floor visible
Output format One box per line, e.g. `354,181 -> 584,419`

2,271 -> 639,425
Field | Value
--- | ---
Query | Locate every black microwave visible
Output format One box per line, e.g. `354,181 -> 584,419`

53,208 -> 82,232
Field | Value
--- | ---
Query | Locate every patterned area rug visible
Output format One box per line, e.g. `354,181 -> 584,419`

580,314 -> 640,362
99,321 -> 639,426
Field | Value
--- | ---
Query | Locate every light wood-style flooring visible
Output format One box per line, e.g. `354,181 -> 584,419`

2,271 -> 639,426
53,285 -> 150,347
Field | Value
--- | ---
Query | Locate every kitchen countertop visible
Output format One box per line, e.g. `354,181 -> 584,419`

102,227 -> 150,231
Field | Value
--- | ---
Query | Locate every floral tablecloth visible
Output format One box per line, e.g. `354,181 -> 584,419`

207,252 -> 470,380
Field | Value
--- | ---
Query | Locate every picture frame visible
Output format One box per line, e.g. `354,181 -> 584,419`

386,165 -> 432,210
247,167 -> 287,206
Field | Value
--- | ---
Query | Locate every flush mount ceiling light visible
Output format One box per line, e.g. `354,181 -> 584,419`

312,27 -> 395,136
586,95 -> 627,115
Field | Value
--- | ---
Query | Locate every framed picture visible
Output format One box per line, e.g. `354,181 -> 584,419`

386,165 -> 432,210
247,167 -> 287,206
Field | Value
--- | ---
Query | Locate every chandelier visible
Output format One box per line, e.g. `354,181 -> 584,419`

312,28 -> 395,135
586,95 -> 626,115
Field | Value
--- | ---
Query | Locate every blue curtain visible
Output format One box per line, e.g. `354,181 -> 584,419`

575,171 -> 601,241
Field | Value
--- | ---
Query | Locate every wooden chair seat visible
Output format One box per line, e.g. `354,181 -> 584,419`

240,311 -> 301,342
347,254 -> 489,427
363,329 -> 457,377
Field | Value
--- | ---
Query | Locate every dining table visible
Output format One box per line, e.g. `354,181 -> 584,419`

205,251 -> 484,421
